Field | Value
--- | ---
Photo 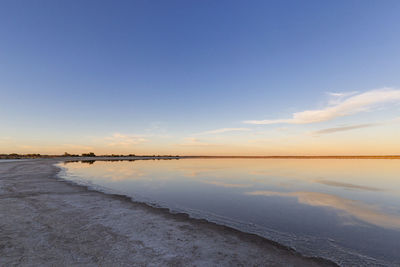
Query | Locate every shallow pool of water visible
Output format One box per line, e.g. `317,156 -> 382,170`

57,159 -> 400,266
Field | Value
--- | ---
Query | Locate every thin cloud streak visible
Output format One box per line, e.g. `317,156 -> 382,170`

244,88 -> 400,125
327,92 -> 356,97
312,123 -> 377,135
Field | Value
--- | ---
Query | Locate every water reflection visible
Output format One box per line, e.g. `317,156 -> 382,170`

246,190 -> 400,230
203,180 -> 253,188
81,160 -> 96,164
58,159 -> 400,266
314,180 -> 384,192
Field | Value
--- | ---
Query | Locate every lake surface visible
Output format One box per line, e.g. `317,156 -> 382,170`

57,159 -> 400,266
0,159 -> 26,163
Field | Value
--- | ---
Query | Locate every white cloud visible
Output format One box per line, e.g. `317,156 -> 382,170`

327,91 -> 358,105
244,88 -> 400,125
104,133 -> 148,146
196,128 -> 250,135
327,91 -> 358,98
328,92 -> 348,97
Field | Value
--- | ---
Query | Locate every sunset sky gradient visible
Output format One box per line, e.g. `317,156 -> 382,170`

1,0 -> 400,155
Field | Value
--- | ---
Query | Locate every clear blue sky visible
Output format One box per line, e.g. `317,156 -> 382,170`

1,0 -> 400,155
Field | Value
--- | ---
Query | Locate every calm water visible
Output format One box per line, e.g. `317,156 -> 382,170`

0,159 -> 26,163
57,159 -> 400,266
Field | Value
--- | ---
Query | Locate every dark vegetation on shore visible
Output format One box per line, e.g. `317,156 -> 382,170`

0,152 -> 180,159
0,153 -> 44,159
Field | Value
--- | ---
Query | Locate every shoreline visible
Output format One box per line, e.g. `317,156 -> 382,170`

2,155 -> 400,161
0,159 -> 337,266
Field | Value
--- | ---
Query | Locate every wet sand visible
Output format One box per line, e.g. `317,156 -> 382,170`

0,159 -> 336,266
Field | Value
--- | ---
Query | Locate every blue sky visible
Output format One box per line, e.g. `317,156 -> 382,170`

1,0 -> 400,155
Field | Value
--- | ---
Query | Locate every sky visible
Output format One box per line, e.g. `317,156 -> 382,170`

1,0 -> 400,155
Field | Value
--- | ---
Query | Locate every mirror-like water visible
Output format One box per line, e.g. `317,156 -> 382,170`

0,159 -> 26,163
57,159 -> 400,266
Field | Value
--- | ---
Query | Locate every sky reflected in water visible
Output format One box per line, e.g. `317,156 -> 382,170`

58,159 -> 400,266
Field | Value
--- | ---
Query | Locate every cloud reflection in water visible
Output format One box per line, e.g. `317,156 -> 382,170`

246,191 -> 400,230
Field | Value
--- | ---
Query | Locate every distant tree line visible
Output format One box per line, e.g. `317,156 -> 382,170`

81,152 -> 96,157
0,153 -> 42,159
1,153 -> 181,159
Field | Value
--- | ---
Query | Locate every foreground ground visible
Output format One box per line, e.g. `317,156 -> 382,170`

0,159 -> 336,266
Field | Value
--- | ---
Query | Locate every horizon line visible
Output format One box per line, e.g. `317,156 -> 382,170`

2,153 -> 400,159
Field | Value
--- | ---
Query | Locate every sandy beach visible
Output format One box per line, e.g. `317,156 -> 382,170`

0,159 -> 336,266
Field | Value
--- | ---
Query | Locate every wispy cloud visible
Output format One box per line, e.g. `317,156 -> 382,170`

244,88 -> 400,125
327,92 -> 355,97
312,123 -> 378,135
104,133 -> 148,146
327,91 -> 358,105
196,128 -> 250,135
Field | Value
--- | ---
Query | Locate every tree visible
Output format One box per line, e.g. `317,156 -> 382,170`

82,152 -> 96,157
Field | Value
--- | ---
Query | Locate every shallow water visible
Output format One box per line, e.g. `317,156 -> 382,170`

0,159 -> 26,163
57,159 -> 400,266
